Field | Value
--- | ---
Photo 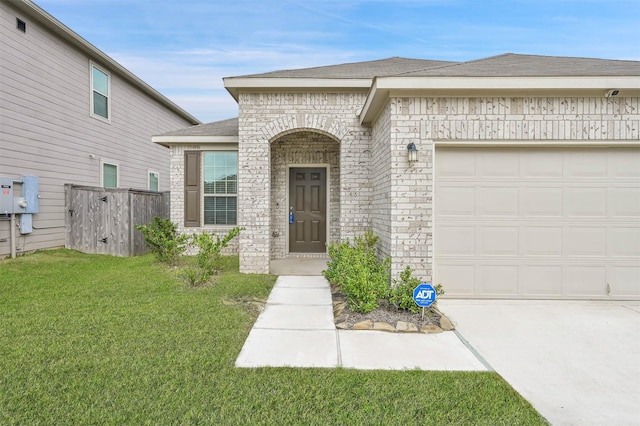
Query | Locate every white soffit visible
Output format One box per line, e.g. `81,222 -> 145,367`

359,76 -> 640,125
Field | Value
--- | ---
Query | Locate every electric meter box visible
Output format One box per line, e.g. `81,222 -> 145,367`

0,177 -> 14,214
20,175 -> 39,214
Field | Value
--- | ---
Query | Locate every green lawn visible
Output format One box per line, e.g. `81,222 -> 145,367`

0,250 -> 547,425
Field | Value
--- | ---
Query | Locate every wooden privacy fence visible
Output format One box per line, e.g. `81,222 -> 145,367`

65,184 -> 169,257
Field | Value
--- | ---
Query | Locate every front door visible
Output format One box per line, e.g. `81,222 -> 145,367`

289,167 -> 327,253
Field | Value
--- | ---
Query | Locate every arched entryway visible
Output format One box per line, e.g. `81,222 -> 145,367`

269,130 -> 341,260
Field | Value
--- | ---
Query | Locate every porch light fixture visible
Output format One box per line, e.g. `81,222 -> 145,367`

407,143 -> 418,165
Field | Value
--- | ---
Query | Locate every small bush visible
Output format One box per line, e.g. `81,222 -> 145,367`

182,227 -> 243,286
324,230 -> 391,313
135,217 -> 187,265
391,266 -> 446,313
390,266 -> 422,313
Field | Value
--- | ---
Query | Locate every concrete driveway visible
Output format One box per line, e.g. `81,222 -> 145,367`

438,300 -> 640,426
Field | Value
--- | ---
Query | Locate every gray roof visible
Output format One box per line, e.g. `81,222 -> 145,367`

161,118 -> 238,137
393,53 -> 640,77
230,53 -> 640,80
233,57 -> 457,79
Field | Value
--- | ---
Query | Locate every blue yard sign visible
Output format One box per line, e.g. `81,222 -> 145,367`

413,283 -> 437,308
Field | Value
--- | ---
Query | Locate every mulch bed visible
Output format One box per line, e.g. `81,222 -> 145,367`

331,285 -> 444,330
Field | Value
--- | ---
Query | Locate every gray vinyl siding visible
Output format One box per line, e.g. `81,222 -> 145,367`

0,1 -> 195,256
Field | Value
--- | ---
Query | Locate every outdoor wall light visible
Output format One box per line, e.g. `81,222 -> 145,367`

407,142 -> 418,165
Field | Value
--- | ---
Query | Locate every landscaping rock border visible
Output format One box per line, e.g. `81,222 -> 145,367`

331,285 -> 454,333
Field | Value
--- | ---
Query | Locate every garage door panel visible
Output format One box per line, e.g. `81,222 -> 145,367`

521,266 -> 563,296
609,228 -> 640,257
435,185 -> 475,216
564,266 -> 607,297
435,225 -> 475,256
435,147 -> 640,299
564,187 -> 607,217
565,152 -> 607,178
477,151 -> 519,177
521,187 -> 563,216
478,266 -> 519,295
521,227 -> 562,256
436,264 -> 475,295
521,151 -> 563,177
477,187 -> 519,216
564,227 -> 607,257
608,267 -> 640,297
608,150 -> 640,178
608,188 -> 640,217
478,226 -> 518,256
436,149 -> 476,177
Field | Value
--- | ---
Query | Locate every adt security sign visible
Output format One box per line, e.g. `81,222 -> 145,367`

413,283 -> 437,308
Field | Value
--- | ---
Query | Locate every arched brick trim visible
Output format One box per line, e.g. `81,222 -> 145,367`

261,114 -> 349,143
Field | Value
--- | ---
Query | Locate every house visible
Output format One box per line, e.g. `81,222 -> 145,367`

0,0 -> 200,257
154,54 -> 640,300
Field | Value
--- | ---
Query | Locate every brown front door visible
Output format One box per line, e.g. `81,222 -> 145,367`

289,167 -> 327,253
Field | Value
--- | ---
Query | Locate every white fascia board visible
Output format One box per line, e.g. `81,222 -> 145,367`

224,77 -> 372,100
360,75 -> 640,125
152,135 -> 239,147
376,76 -> 640,90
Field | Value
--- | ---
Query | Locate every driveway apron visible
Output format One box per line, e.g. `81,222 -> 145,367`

439,299 -> 640,426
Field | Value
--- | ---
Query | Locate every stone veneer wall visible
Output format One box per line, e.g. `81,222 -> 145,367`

386,95 -> 639,281
270,132 -> 340,259
237,92 -> 371,273
168,144 -> 240,255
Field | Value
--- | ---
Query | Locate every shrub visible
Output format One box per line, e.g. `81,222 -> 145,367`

135,217 -> 188,265
390,266 -> 446,313
324,230 -> 391,314
390,266 -> 422,313
182,227 -> 243,286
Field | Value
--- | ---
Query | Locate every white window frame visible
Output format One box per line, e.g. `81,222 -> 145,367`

202,151 -> 238,226
90,61 -> 111,123
148,170 -> 160,191
101,160 -> 119,188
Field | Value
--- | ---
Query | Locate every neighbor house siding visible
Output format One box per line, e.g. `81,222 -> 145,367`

237,91 -> 371,273
0,1 -> 194,256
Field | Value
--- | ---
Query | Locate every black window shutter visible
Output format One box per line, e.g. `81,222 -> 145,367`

184,151 -> 201,227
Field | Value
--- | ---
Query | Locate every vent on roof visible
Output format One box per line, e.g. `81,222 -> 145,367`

16,18 -> 26,33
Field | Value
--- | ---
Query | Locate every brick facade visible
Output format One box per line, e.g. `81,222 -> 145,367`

237,92 -> 370,273
166,94 -> 638,279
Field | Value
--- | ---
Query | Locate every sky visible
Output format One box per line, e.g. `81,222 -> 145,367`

34,0 -> 640,124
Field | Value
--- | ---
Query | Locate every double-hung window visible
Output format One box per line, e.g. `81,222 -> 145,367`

91,64 -> 110,120
203,152 -> 237,225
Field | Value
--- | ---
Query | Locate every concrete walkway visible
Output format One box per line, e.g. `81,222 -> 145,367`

235,275 -> 486,371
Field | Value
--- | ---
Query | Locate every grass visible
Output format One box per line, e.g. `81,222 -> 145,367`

0,249 -> 548,425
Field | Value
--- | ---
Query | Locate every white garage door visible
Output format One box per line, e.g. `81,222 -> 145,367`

434,147 -> 640,299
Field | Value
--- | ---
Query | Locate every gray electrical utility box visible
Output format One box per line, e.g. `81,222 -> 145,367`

0,176 -> 14,214
0,175 -> 39,214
